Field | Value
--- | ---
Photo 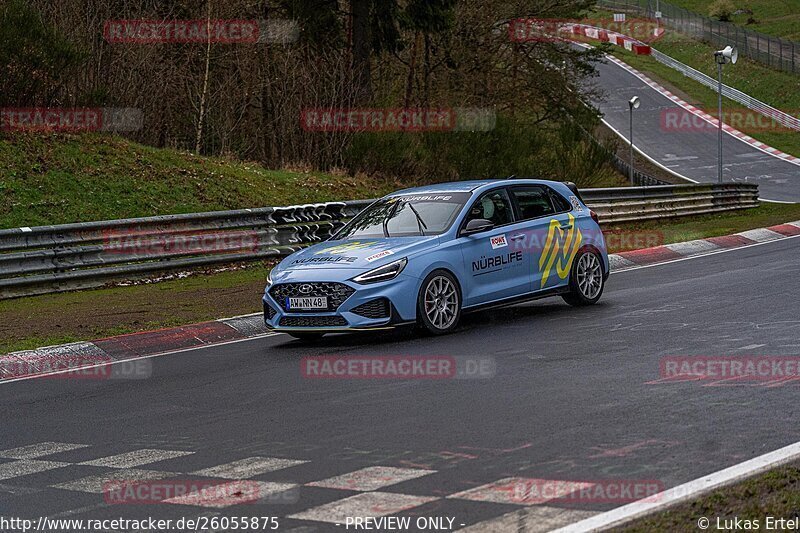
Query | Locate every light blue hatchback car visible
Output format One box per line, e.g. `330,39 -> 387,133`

263,179 -> 609,339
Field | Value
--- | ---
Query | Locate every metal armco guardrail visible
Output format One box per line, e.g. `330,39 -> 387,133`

0,184 -> 757,299
650,50 -> 800,132
585,183 -> 758,223
0,201 -> 371,299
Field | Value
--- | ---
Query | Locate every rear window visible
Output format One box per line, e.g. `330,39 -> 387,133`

512,186 -> 556,220
548,189 -> 572,212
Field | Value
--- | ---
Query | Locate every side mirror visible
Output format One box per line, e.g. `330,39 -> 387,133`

461,218 -> 494,235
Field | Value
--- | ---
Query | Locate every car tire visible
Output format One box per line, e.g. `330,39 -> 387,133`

416,270 -> 462,335
562,248 -> 605,306
288,332 -> 324,341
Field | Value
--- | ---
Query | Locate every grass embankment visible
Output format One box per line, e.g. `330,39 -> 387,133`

617,460 -> 800,532
2,202 -> 799,354
664,0 -> 800,40
0,132 -> 632,229
0,133 -> 406,229
0,264 -> 275,354
590,13 -> 800,157
603,200 -> 800,244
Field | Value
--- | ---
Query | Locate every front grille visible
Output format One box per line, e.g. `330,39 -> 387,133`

269,282 -> 355,312
279,315 -> 348,328
351,298 -> 390,319
264,301 -> 277,320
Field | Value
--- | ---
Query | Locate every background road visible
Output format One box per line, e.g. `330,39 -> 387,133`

588,53 -> 800,202
2,237 -> 799,531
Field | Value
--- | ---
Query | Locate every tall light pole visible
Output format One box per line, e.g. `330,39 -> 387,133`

713,45 -> 738,183
655,0 -> 660,33
628,96 -> 640,185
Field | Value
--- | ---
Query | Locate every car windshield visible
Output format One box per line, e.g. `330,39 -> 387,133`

333,192 -> 470,239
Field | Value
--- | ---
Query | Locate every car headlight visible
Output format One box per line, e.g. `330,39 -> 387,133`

351,257 -> 408,284
266,269 -> 274,286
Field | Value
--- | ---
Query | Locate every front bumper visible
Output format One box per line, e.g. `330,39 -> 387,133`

262,271 -> 418,332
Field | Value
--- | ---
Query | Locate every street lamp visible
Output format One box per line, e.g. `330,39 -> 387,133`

628,96 -> 640,185
655,0 -> 661,33
714,45 -> 738,183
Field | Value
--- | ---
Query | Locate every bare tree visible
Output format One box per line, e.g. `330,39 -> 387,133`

195,0 -> 212,154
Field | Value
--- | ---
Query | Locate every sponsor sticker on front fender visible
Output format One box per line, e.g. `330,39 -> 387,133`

366,250 -> 394,262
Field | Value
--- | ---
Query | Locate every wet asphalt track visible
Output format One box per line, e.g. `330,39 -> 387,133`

1,236 -> 798,531
588,53 -> 800,202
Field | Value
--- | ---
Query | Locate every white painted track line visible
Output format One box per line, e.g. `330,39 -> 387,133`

79,449 -> 192,468
52,468 -> 178,493
0,442 -> 89,459
0,460 -> 70,481
287,492 -> 438,524
457,507 -> 599,532
611,233 -> 800,274
164,481 -> 297,508
449,477 -> 594,506
192,457 -> 307,479
307,466 -> 435,492
0,332 -> 282,385
553,440 -> 800,532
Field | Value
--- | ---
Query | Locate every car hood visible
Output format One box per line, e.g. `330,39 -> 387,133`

277,236 -> 439,271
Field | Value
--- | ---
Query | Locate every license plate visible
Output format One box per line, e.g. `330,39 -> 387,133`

287,296 -> 328,310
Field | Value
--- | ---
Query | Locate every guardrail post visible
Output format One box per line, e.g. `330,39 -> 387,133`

744,27 -> 749,56
756,31 -> 759,62
768,36 -> 771,67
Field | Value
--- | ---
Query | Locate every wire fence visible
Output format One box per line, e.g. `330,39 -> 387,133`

597,0 -> 799,74
609,153 -> 668,186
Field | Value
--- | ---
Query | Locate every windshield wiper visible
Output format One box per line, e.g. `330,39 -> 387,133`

383,201 -> 400,238
407,202 -> 428,236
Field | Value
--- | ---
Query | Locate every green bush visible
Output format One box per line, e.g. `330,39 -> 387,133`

709,0 -> 737,22
344,114 -> 618,187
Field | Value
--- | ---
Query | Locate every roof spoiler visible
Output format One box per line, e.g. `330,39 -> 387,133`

564,181 -> 583,202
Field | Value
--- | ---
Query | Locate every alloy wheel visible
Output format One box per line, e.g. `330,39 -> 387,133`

576,252 -> 603,300
424,276 -> 458,330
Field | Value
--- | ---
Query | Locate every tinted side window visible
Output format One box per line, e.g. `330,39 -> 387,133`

548,189 -> 572,212
512,187 -> 555,220
465,189 -> 513,227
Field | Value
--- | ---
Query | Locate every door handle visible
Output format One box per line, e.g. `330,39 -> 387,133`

559,223 -> 573,230
509,234 -> 526,241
